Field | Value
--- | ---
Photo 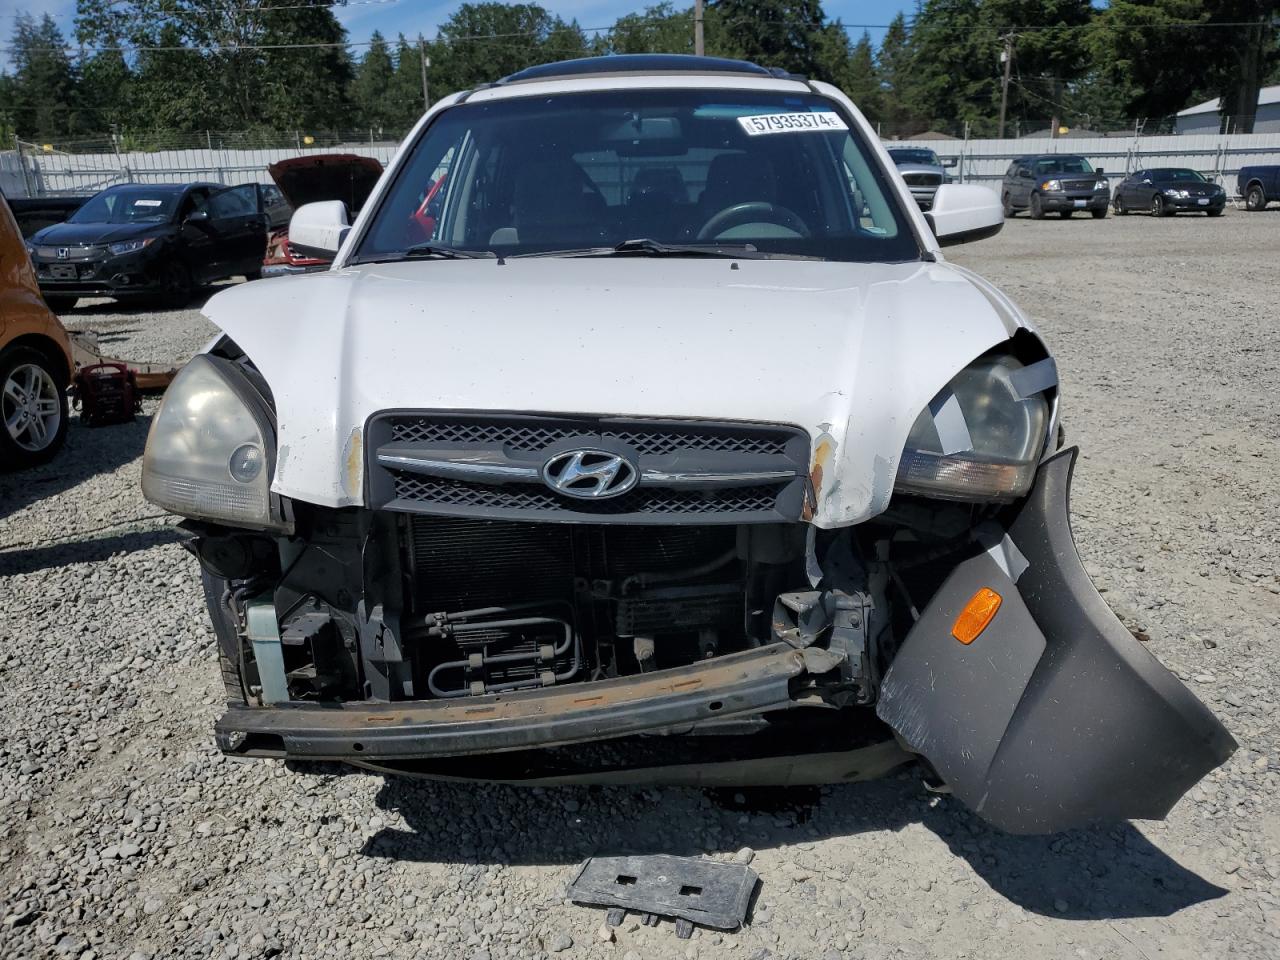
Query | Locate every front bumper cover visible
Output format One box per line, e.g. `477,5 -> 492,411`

878,448 -> 1236,833
1038,192 -> 1109,212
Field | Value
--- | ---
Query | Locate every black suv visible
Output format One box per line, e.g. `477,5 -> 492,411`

1001,155 -> 1110,220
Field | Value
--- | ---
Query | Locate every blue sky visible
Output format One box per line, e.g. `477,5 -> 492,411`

6,0 -> 916,51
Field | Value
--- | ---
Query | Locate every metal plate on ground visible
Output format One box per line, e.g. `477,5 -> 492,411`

566,854 -> 758,933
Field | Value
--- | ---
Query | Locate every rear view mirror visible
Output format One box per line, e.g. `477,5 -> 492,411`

289,201 -> 350,262
925,184 -> 1004,247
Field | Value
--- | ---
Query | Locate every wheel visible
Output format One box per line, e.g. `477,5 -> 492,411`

1059,210 -> 1072,219
244,269 -> 263,282
1207,208 -> 1223,217
158,261 -> 194,307
201,568 -> 250,704
1001,192 -> 1015,217
1091,207 -> 1107,219
1151,195 -> 1168,217
1030,193 -> 1045,219
41,294 -> 77,312
0,346 -> 68,470
1114,196 -> 1128,215
1245,185 -> 1266,211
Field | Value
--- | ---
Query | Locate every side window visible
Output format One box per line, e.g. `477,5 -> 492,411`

1017,164 -> 1031,178
180,189 -> 209,220
1006,162 -> 1019,178
209,184 -> 258,218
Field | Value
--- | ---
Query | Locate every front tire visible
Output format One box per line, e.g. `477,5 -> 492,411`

1001,192 -> 1015,217
1030,193 -> 1045,219
1091,207 -> 1107,219
1114,196 -> 1128,215
1207,207 -> 1223,217
1151,195 -> 1169,217
156,260 -> 193,308
1245,185 -> 1266,211
0,346 -> 69,471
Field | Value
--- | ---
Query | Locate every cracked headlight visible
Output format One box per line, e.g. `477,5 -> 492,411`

142,355 -> 288,530
896,355 -> 1051,503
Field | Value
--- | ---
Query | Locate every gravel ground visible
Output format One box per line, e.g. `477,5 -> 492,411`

1,207 -> 1277,960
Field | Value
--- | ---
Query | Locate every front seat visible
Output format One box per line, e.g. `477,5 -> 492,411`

510,158 -> 605,245
698,153 -> 778,216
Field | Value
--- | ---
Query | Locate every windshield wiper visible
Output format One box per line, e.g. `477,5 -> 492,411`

400,243 -> 495,260
515,238 -> 767,259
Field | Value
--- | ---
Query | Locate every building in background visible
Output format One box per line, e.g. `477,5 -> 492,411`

1176,84 -> 1280,134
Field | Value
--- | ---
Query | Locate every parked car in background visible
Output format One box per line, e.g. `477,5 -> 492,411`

258,183 -> 291,231
26,182 -> 269,310
1,191 -> 91,238
1236,165 -> 1280,211
1001,155 -> 1109,219
1113,168 -> 1226,217
1,193 -> 72,469
886,147 -> 951,210
262,155 -> 382,276
142,54 -> 1233,835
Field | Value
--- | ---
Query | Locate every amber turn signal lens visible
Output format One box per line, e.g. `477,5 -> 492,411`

952,588 -> 1002,644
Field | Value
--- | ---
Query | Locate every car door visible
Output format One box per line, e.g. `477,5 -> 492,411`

177,188 -> 219,282
207,184 -> 269,279
1013,162 -> 1034,208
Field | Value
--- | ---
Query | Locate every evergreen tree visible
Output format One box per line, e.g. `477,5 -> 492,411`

8,14 -> 85,141
351,32 -> 398,134
709,0 -> 828,75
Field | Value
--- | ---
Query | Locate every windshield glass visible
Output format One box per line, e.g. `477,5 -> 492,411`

1033,156 -> 1094,175
355,89 -> 918,263
888,148 -> 940,165
1151,168 -> 1206,182
69,188 -> 180,224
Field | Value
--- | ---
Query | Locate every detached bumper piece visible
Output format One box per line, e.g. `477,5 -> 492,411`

567,855 -> 759,939
878,448 -> 1236,833
216,642 -> 810,760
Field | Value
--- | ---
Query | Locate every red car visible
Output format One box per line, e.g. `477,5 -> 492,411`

261,154 -> 383,277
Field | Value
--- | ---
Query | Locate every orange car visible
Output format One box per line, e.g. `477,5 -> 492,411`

1,193 -> 73,469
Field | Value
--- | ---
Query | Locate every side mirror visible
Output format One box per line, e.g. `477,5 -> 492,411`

184,209 -> 209,224
288,201 -> 350,262
942,157 -> 958,168
925,184 -> 1004,247
1095,168 -> 1105,175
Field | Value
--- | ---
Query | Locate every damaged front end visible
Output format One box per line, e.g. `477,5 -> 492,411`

147,340 -> 1235,834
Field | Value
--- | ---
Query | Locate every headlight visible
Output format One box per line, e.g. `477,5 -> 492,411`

1041,179 -> 1061,191
1164,188 -> 1189,198
142,355 -> 288,530
1095,180 -> 1108,191
108,238 -> 155,255
896,355 -> 1051,502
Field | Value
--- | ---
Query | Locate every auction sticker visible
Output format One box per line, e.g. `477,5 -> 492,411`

737,112 -> 848,136
133,199 -> 163,207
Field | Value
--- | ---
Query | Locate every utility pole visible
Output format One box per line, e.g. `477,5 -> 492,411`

997,33 -> 1013,139
419,35 -> 431,111
694,0 -> 704,56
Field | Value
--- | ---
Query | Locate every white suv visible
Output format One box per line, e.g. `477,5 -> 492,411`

142,55 -> 1233,834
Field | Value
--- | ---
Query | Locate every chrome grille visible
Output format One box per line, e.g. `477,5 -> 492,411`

370,412 -> 810,524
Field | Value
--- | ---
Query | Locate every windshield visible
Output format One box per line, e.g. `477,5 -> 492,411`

1151,168 -> 1206,182
889,148 -> 940,166
69,189 -> 180,224
1033,156 -> 1094,175
355,89 -> 918,263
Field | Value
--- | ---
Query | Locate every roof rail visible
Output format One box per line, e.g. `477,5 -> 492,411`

498,54 -> 802,85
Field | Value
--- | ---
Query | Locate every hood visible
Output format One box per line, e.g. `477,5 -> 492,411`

31,219 -> 170,246
202,258 -> 1030,526
268,154 -> 383,212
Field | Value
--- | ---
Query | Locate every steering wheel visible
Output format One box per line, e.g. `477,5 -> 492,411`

696,201 -> 811,241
